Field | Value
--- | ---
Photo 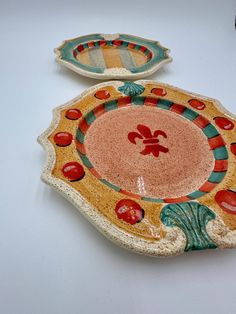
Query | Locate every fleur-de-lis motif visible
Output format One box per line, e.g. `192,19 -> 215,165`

128,124 -> 169,157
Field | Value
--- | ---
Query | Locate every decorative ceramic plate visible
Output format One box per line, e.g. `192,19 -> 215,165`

54,34 -> 172,79
38,80 -> 236,257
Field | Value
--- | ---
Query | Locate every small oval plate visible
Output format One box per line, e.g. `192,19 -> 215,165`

54,34 -> 172,79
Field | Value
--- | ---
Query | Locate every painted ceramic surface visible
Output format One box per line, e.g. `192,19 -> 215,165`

38,81 -> 236,257
54,34 -> 172,79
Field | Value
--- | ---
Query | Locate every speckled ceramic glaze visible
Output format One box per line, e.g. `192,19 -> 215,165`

38,80 -> 236,257
54,34 -> 172,79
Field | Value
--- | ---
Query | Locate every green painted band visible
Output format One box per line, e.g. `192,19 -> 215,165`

213,146 -> 229,160
132,96 -> 145,105
78,153 -> 93,168
85,111 -> 96,125
76,128 -> 85,143
158,99 -> 173,109
203,124 -> 220,139
142,197 -> 164,203
182,108 -> 199,121
121,41 -> 129,48
187,190 -> 207,199
104,100 -> 118,111
100,179 -> 121,192
208,171 -> 227,183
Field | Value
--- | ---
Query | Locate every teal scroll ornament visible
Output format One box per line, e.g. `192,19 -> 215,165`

160,202 -> 217,251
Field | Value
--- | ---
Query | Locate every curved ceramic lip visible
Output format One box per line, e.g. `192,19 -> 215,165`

54,34 -> 172,80
38,80 -> 236,257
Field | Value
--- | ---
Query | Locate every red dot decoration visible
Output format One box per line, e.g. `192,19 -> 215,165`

151,88 -> 167,97
88,41 -> 94,48
99,40 -> 106,46
215,190 -> 236,214
53,132 -> 73,147
231,143 -> 236,156
95,90 -> 110,100
128,43 -> 136,49
214,117 -> 234,130
188,99 -> 206,110
115,199 -> 144,225
65,109 -> 82,120
112,40 -> 123,46
62,162 -> 85,181
77,45 -> 84,52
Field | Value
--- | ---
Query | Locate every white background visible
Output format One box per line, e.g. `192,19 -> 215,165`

1,0 -> 236,313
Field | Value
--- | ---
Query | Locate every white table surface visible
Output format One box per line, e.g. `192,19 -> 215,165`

1,0 -> 236,313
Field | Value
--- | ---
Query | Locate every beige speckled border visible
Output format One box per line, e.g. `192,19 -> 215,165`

38,80 -> 236,257
54,34 -> 172,80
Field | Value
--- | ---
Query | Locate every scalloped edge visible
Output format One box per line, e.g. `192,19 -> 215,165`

38,80 -> 236,257
54,33 -> 172,80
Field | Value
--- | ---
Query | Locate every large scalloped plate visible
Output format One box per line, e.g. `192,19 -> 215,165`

38,80 -> 236,257
54,34 -> 172,79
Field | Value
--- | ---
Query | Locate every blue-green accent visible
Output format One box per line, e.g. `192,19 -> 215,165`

58,34 -> 170,75
208,171 -> 226,183
213,146 -> 228,160
132,96 -> 145,106
203,124 -> 219,139
182,108 -> 199,121
85,111 -> 96,125
59,34 -> 105,74
104,100 -> 118,111
160,202 -> 217,251
157,99 -> 173,110
121,41 -> 129,48
118,81 -> 145,96
78,153 -> 93,168
100,179 -> 121,192
187,190 -> 207,199
76,128 -> 85,143
142,197 -> 164,203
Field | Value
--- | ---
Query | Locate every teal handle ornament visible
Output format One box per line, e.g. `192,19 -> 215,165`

161,202 -> 217,251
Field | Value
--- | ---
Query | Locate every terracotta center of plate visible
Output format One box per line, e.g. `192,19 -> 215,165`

84,106 -> 215,199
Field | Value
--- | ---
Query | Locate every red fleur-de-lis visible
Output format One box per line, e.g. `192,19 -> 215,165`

128,124 -> 169,158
